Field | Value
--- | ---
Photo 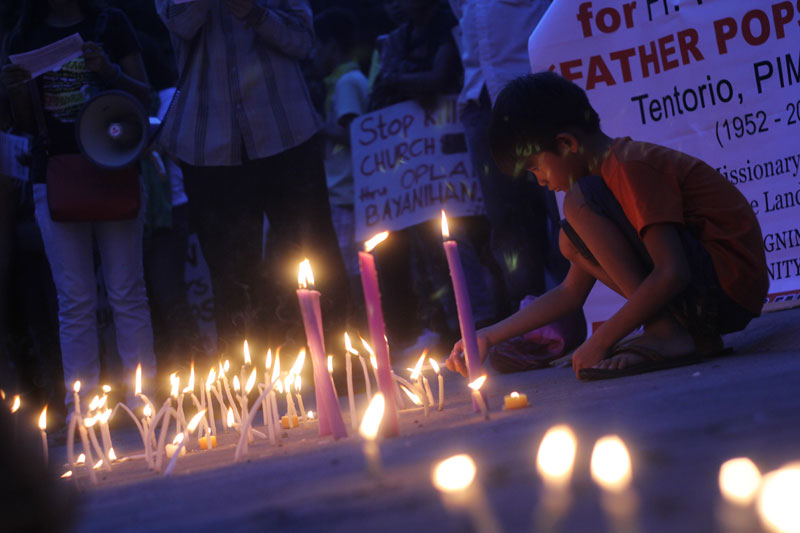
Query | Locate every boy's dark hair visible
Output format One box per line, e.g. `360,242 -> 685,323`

314,8 -> 358,55
489,72 -> 600,177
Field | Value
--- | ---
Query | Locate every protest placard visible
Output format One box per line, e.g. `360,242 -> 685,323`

351,96 -> 484,241
530,0 -> 800,328
9,33 -> 84,79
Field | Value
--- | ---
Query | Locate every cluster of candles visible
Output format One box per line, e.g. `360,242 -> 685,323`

432,428 -> 800,533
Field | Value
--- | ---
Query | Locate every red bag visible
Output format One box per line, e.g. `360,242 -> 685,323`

45,154 -> 140,222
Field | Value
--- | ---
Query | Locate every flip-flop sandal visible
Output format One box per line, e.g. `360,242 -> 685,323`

578,343 -> 704,381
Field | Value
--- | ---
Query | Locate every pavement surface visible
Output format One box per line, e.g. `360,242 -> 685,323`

58,307 -> 799,532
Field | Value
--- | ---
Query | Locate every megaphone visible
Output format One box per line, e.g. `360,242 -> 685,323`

76,90 -> 149,170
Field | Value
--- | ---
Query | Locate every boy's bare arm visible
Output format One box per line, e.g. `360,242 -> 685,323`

446,263 -> 594,376
571,223 -> 691,375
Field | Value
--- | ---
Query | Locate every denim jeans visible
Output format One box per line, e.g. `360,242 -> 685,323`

33,183 -> 156,408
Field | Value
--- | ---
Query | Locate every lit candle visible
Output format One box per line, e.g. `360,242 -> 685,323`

399,385 -> 423,409
357,232 -> 399,437
467,375 -> 489,420
78,417 -> 98,484
327,355 -> 338,396
154,406 -> 175,472
294,375 -> 307,424
205,369 -> 217,437
220,360 -> 240,425
198,427 -> 217,450
244,367 -> 257,441
358,337 -> 376,401
359,393 -> 385,479
269,353 -> 281,439
296,259 -> 347,439
503,391 -> 530,410
535,425 -> 577,531
409,352 -> 429,417
343,333 -> 358,429
164,409 -> 206,476
429,359 -> 444,411
135,363 -> 157,421
84,413 -> 112,472
72,381 -> 82,417
262,350 -> 272,429
98,408 -> 113,463
165,433 -> 186,459
283,374 -> 297,429
432,454 -> 501,533
718,457 -> 762,533
591,435 -> 638,533
756,462 -> 800,533
234,376 -> 281,461
38,405 -> 48,464
441,211 -> 485,412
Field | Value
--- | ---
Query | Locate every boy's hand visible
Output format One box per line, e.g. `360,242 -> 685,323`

446,330 -> 490,377
82,42 -> 114,78
571,337 -> 610,378
0,64 -> 32,89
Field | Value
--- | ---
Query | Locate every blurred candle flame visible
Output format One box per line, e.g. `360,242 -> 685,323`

76,453 -> 86,465
400,386 -> 423,406
291,349 -> 306,376
243,340 -> 251,365
344,332 -> 359,355
432,454 -> 476,493
590,435 -> 632,493
38,405 -> 47,430
756,463 -> 800,533
206,368 -> 216,391
226,408 -> 235,428
187,410 -> 206,432
245,368 -> 257,394
468,375 -> 487,391
327,355 -> 334,373
298,259 -> 315,288
73,381 -> 81,393
441,210 -> 450,240
233,375 -> 241,392
135,364 -> 142,396
719,457 -> 761,506
410,350 -> 427,381
170,373 -> 180,398
429,358 -> 440,374
537,425 -> 577,487
10,395 -> 20,413
359,393 -> 385,440
184,362 -> 195,393
364,231 -> 389,253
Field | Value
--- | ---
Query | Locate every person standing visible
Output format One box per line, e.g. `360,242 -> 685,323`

156,0 -> 350,354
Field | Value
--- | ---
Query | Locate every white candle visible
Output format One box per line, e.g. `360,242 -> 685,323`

429,359 -> 444,411
38,405 -> 48,464
154,407 -> 175,472
294,375 -> 307,423
77,423 -> 98,485
345,346 -> 356,429
205,370 -> 217,437
164,409 -> 206,477
468,376 -> 489,420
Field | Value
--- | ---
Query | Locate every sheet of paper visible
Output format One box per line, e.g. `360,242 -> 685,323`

8,33 -> 84,79
0,131 -> 32,182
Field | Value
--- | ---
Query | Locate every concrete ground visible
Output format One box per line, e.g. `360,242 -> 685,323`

62,307 -> 799,532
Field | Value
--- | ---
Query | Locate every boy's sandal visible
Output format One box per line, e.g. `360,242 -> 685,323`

578,343 -> 704,381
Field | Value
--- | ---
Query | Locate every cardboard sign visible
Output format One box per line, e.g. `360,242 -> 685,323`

530,0 -> 800,327
351,96 -> 484,241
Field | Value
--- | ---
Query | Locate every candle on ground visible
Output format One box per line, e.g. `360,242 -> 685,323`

199,427 -> 217,450
164,409 -> 206,476
283,374 -> 297,429
504,391 -> 530,410
357,232 -> 399,437
468,376 -> 489,420
269,352 -> 281,439
262,350 -> 272,428
327,355 -> 338,396
165,433 -> 186,459
38,405 -> 48,464
591,435 -> 638,533
432,454 -> 501,533
343,333 -> 358,429
296,259 -> 347,439
98,408 -> 114,462
244,367 -> 257,441
429,359 -> 444,411
294,375 -> 307,423
535,425 -> 577,532
281,415 -> 300,429
440,211 -> 485,412
359,393 -> 385,479
409,352 -> 429,417
84,414 -> 111,472
205,369 -> 217,436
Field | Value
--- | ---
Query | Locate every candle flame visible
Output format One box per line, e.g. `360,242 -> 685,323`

143,404 -> 152,418
10,395 -> 20,413
89,395 -> 101,411
272,352 -> 282,383
432,454 -> 476,493
226,408 -> 235,428
276,379 -> 284,394
0,389 -> 4,400
100,409 -> 111,424
590,435 -> 632,493
359,392 -> 385,440
364,231 -> 389,252
294,375 -> 301,392
537,425 -> 577,486
103,385 -> 112,394
327,355 -> 334,373
468,375 -> 487,391
76,453 -> 86,465
245,368 -> 257,394
108,447 -> 117,461
233,375 -> 241,392
265,349 -> 272,370
307,411 -> 315,420
410,350 -> 427,381
510,391 -> 520,398
172,433 -> 184,445
360,337 -> 375,357
298,258 -> 315,288
73,381 -> 81,393
223,360 -> 230,373
441,210 -> 450,239
38,405 -> 47,430
429,358 -> 440,374
170,373 -> 180,398
84,415 -> 98,428
719,457 -> 761,506
400,386 -> 423,406
290,349 -> 306,376
93,459 -> 103,470
243,340 -> 251,365
187,410 -> 206,432
184,362 -> 196,393
284,374 -> 293,392
757,463 -> 800,533
135,363 -> 142,396
206,368 -> 216,391
61,470 -> 73,479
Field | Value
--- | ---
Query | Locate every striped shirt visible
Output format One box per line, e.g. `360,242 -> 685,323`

155,0 -> 322,166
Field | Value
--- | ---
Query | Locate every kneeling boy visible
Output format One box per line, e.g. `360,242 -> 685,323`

447,72 -> 768,380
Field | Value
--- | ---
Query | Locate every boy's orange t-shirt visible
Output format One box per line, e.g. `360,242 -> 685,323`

600,137 -> 768,315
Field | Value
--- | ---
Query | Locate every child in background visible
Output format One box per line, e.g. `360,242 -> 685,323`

448,72 -> 768,380
312,8 -> 370,315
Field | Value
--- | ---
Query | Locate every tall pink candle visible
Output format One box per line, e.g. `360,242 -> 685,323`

297,260 -> 348,439
357,231 -> 399,437
441,211 -> 486,411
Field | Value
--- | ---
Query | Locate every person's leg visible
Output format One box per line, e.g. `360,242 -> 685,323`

33,184 -> 99,409
561,177 -> 695,370
182,162 -> 261,355
94,201 -> 157,393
